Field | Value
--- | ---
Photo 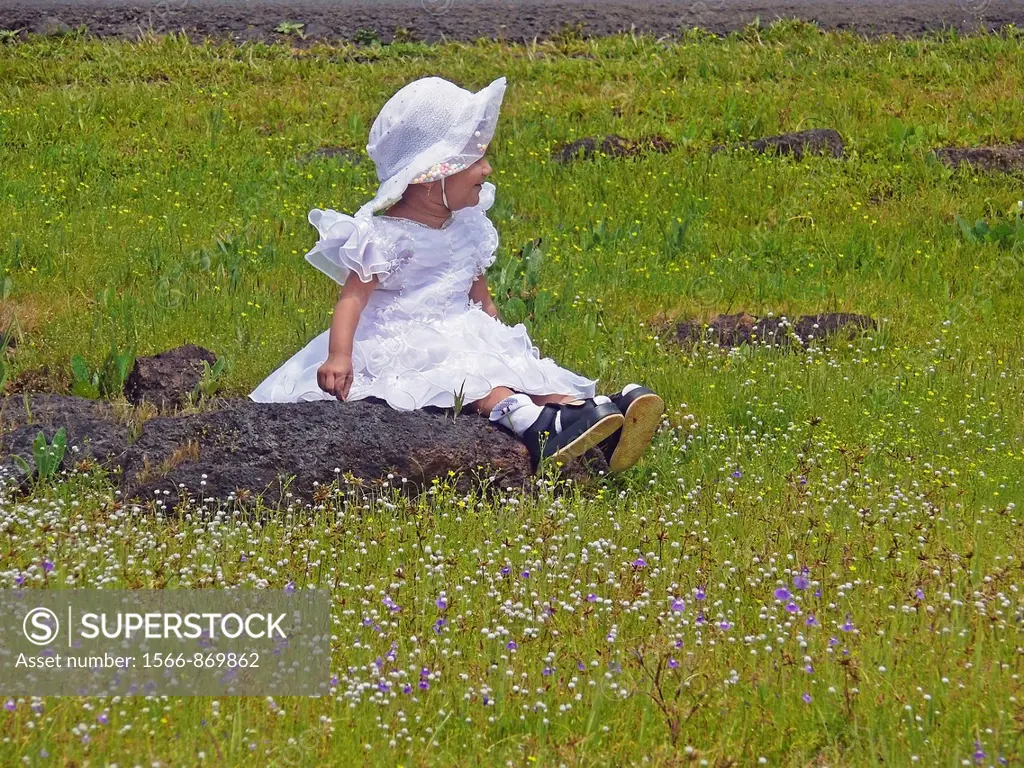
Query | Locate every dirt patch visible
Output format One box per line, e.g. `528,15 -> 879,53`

1,1 -> 1021,45
711,128 -> 844,160
934,143 -> 1024,174
673,311 -> 877,349
551,134 -> 674,163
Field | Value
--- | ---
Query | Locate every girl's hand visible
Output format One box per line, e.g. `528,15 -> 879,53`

317,354 -> 354,400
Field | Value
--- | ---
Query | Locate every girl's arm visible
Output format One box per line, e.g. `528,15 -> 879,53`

469,274 -> 500,319
318,272 -> 379,399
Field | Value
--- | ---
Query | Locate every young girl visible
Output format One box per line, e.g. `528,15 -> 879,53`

249,75 -> 664,471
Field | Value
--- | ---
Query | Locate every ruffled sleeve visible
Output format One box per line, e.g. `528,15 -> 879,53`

469,182 -> 499,277
304,208 -> 402,286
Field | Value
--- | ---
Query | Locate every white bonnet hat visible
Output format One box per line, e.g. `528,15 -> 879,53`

354,75 -> 507,219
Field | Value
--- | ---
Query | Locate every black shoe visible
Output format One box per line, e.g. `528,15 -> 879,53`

520,399 -> 624,471
597,386 -> 665,472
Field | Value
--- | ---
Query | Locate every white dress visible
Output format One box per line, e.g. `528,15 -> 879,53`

248,182 -> 598,411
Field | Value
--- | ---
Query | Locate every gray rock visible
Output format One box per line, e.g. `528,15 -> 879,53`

33,16 -> 72,36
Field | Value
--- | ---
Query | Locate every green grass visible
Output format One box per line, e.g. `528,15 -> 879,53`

2,20 -> 1024,766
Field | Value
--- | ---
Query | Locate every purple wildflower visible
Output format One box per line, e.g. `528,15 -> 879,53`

577,660 -> 585,672
378,681 -> 390,693
799,475 -> 808,486
97,712 -> 108,725
804,664 -> 813,674
500,566 -> 510,576
668,657 -> 679,668
542,667 -> 553,676
507,640 -> 518,651
786,601 -> 799,614
793,570 -> 810,590
633,558 -> 646,568
14,573 -> 25,587
42,559 -> 54,573
974,741 -> 986,763
4,699 -> 15,711
520,570 -> 530,579
914,588 -> 925,600
774,587 -> 792,601
802,693 -> 812,704
329,675 -> 338,687
719,620 -> 732,630
284,581 -> 295,595
587,593 -> 598,603
829,636 -> 840,647
695,586 -> 706,601
436,596 -> 448,611
840,615 -> 855,632
433,618 -> 447,634
731,469 -> 742,479
403,683 -> 412,694
240,554 -> 247,562
671,598 -> 685,611
483,695 -> 490,705
418,679 -> 429,690
696,610 -> 706,624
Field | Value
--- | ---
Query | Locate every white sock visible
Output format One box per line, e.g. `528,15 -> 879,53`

489,394 -> 543,435
621,383 -> 642,396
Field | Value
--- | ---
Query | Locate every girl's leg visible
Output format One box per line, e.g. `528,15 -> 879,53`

468,386 -> 518,415
529,393 -> 580,405
469,388 -> 579,414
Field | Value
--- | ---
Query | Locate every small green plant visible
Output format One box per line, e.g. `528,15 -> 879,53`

492,239 -> 553,330
449,380 -> 468,422
955,204 -> 1024,250
275,21 -> 305,37
392,27 -> 414,44
193,356 -> 230,401
0,28 -> 20,45
11,427 -> 67,484
70,353 -> 100,398
70,342 -> 137,399
353,28 -> 381,46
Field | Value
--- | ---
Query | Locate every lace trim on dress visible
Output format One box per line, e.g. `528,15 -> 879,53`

376,213 -> 456,231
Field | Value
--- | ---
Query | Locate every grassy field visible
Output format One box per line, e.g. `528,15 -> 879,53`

2,20 -> 1024,766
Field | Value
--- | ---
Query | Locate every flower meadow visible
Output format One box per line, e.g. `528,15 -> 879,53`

2,20 -> 1024,767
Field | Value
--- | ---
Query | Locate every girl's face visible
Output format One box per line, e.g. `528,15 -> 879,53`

425,153 -> 492,211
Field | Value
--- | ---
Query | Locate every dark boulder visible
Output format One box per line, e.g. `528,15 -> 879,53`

119,398 -> 552,510
123,344 -> 217,413
711,128 -> 845,160
0,394 -> 605,510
